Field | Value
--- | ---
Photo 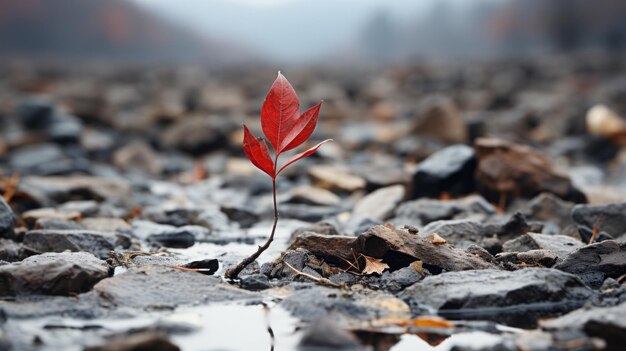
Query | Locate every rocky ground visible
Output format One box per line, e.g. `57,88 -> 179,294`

0,56 -> 625,350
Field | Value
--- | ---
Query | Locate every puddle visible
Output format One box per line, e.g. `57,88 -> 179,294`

3,301 -> 518,351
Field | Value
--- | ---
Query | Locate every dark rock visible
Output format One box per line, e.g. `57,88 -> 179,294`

9,144 -> 91,175
393,195 -> 496,227
380,266 -> 424,291
353,225 -> 496,273
474,138 -> 586,204
502,233 -> 584,260
410,144 -> 476,199
84,331 -> 180,351
94,266 -> 259,309
240,274 -> 272,291
131,220 -> 203,248
23,229 -> 131,259
541,302 -> 626,351
0,252 -> 109,296
571,202 -> 626,239
220,204 -> 260,228
281,286 -> 410,323
182,259 -> 219,275
0,198 -> 15,239
521,193 -> 576,233
298,318 -> 363,351
554,240 -> 626,288
400,268 -> 592,327
578,226 -> 613,244
17,96 -> 55,130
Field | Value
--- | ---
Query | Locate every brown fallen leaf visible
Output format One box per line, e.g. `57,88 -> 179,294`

362,255 -> 389,275
431,233 -> 446,245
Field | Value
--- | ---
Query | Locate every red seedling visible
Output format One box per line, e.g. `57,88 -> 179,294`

225,72 -> 331,279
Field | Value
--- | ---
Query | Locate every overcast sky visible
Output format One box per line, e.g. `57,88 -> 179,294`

132,0 -> 433,63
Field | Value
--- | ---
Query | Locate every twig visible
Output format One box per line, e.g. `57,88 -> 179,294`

225,177 -> 279,280
284,262 -> 342,288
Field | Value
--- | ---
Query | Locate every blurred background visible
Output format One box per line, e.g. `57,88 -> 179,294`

1,0 -> 625,65
1,0 -> 626,193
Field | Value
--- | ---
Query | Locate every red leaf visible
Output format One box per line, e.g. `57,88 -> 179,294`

282,102 -> 323,152
261,72 -> 300,154
243,125 -> 275,178
277,139 -> 332,175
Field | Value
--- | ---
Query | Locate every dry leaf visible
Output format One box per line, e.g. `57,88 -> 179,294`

410,260 -> 423,273
362,255 -> 389,275
406,316 -> 454,328
431,233 -> 446,245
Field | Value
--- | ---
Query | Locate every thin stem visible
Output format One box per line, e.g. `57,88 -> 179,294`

225,178 -> 279,280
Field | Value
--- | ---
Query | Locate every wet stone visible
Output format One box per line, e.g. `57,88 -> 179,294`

298,318 -> 363,351
0,252 -> 110,296
281,286 -> 410,323
23,229 -> 131,259
94,266 -> 259,309
541,301 -> 626,351
85,331 -> 180,351
400,268 -> 593,327
410,144 -> 476,199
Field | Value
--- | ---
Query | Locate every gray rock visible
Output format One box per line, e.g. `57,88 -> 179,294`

19,176 -> 131,203
410,144 -> 476,199
0,252 -> 109,296
0,198 -> 15,239
298,318 -> 363,351
34,218 -> 85,230
329,272 -> 358,286
131,220 -> 203,248
554,240 -> 626,288
380,266 -> 424,291
400,268 -> 592,327
541,302 -> 626,351
162,115 -> 231,155
0,292 -> 103,319
240,274 -> 272,291
281,286 -> 410,323
572,202 -> 626,238
0,239 -> 39,262
502,233 -> 584,260
352,185 -> 405,221
420,219 -> 487,249
23,229 -> 131,258
94,266 -> 259,309
521,193 -> 575,233
394,195 -> 496,227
